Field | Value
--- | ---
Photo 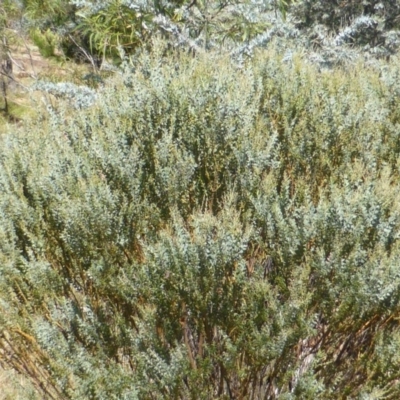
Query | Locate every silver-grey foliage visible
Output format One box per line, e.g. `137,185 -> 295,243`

2,44 -> 400,398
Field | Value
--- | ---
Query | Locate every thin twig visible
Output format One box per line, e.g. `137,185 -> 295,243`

21,36 -> 38,79
0,70 -> 30,91
7,51 -> 24,71
67,33 -> 98,72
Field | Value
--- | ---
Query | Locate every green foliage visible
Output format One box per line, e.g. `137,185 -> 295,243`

5,0 -> 400,70
23,0 -> 74,27
30,28 -> 59,57
3,43 -> 400,398
75,0 -> 152,60
15,0 -> 295,65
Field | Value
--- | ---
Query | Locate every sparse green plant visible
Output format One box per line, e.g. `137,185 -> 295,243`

30,28 -> 59,58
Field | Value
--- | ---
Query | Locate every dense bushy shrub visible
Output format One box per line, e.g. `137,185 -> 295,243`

5,0 -> 399,70
16,0 -> 290,64
2,44 -> 400,398
288,0 -> 400,61
292,0 -> 400,31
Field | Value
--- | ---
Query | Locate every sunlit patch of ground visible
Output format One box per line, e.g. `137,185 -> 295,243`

1,42 -> 97,127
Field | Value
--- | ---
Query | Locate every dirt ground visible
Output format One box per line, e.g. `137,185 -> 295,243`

1,42 -> 94,125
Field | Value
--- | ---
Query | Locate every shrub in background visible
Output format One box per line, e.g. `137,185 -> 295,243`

30,28 -> 59,58
6,0 -> 400,71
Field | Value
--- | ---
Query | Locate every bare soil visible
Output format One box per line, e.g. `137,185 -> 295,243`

1,42 -> 93,126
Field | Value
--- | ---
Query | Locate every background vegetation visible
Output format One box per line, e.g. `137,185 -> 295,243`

1,1 -> 400,399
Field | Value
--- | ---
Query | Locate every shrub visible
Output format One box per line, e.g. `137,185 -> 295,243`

30,28 -> 59,58
2,44 -> 400,398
